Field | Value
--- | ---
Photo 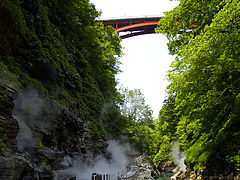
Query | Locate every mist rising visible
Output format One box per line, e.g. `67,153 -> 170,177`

171,142 -> 186,173
60,140 -> 131,179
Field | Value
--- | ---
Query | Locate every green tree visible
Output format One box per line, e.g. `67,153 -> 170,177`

151,96 -> 179,164
156,0 -> 224,55
156,0 -> 240,173
119,88 -> 156,154
120,88 -> 154,127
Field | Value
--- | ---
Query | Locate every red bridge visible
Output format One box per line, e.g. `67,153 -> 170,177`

99,16 -> 161,39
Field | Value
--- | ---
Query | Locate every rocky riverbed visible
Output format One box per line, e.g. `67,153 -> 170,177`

120,154 -> 160,180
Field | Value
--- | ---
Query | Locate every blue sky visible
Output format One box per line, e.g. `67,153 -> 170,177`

90,0 -> 179,118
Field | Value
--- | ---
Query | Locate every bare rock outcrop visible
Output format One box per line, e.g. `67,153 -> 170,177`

0,83 -> 107,179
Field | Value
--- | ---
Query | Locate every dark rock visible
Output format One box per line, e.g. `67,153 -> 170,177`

0,82 -> 107,179
158,160 -> 175,173
0,154 -> 34,180
0,84 -> 19,153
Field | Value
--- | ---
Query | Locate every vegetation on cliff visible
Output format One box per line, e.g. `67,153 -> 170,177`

0,0 -> 123,154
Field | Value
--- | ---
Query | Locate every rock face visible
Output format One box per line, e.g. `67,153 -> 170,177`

0,83 -> 107,179
158,160 -> 176,174
0,84 -> 19,153
0,154 -> 34,180
0,84 -> 32,179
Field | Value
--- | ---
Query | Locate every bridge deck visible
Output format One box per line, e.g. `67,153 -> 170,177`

99,16 -> 161,39
99,16 -> 161,32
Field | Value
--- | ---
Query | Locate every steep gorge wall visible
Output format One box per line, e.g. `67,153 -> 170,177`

0,0 -> 121,179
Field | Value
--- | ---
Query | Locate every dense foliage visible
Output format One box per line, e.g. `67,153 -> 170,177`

0,0 -> 122,141
154,0 -> 240,173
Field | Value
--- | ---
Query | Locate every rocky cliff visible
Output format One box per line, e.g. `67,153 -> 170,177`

0,82 -> 108,179
0,0 -> 122,179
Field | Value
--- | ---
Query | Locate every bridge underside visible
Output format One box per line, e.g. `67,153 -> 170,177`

119,28 -> 156,39
99,17 -> 161,39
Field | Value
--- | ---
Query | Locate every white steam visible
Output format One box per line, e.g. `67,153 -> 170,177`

13,88 -> 55,156
60,140 -> 131,179
171,142 -> 186,173
14,89 -> 44,154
